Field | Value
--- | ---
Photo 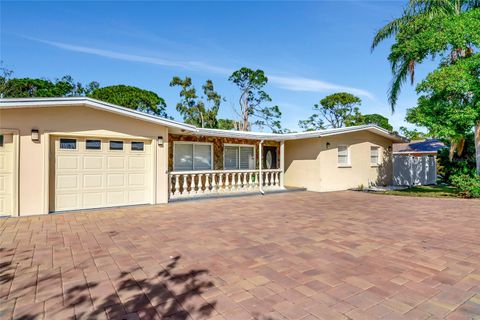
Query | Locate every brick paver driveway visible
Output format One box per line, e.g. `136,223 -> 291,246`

1,191 -> 479,320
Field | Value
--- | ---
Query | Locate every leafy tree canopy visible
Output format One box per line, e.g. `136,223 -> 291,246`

355,114 -> 394,131
170,77 -> 222,128
372,1 -> 480,109
89,85 -> 169,118
399,126 -> 430,140
217,119 -> 236,130
228,68 -> 282,131
299,92 -> 362,130
406,53 -> 480,141
2,75 -> 99,98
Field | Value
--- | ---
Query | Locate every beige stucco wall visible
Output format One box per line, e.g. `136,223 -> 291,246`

285,131 -> 393,192
0,106 -> 169,216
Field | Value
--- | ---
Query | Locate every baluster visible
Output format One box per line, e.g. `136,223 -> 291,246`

198,174 -> 204,194
255,172 -> 259,189
182,174 -> 188,195
219,173 -> 224,192
226,173 -> 231,192
193,174 -> 198,194
205,174 -> 211,193
267,172 -> 271,187
173,174 -> 179,196
241,172 -> 246,190
211,173 -> 217,193
277,172 -> 281,187
272,171 -> 277,187
232,172 -> 237,191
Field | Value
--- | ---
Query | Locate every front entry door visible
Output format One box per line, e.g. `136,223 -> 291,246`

263,146 -> 278,169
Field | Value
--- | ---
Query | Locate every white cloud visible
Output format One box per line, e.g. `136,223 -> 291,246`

28,37 -> 374,99
269,75 -> 375,100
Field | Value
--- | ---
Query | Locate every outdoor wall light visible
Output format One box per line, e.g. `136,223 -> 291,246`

326,142 -> 331,149
157,136 -> 164,146
31,129 -> 40,142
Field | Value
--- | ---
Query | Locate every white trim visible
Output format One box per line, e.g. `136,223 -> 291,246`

393,151 -> 438,155
223,143 -> 256,170
337,144 -> 350,167
197,125 -> 405,142
173,141 -> 214,171
0,97 -> 197,131
0,129 -> 19,216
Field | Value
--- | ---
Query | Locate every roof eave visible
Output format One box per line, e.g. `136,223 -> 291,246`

0,97 -> 197,132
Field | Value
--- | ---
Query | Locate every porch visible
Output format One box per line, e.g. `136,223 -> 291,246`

167,131 -> 285,200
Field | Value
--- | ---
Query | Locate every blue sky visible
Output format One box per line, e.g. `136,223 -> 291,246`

1,1 -> 436,132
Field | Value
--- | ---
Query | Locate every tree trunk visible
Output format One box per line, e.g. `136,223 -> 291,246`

475,123 -> 480,175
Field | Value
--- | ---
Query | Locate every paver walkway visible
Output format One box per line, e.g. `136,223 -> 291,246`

0,191 -> 479,320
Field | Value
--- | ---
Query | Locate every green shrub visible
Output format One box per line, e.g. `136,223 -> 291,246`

437,133 -> 477,183
450,174 -> 480,198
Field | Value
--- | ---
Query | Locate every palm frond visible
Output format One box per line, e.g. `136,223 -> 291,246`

388,58 -> 411,112
371,15 -> 411,51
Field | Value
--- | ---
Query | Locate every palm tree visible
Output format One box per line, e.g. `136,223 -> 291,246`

372,0 -> 480,111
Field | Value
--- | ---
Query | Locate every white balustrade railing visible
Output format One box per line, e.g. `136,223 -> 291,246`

169,169 -> 283,198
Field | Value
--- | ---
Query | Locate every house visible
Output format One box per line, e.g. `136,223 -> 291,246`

392,139 -> 445,186
0,97 -> 404,216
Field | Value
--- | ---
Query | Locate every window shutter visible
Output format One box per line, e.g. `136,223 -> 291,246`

224,146 -> 239,169
174,144 -> 193,170
240,146 -> 254,169
194,144 -> 212,170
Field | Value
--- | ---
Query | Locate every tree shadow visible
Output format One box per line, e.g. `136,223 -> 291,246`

375,149 -> 393,186
1,254 -> 216,319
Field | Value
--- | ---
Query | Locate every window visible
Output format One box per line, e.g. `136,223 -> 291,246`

86,139 -> 101,150
109,141 -> 123,150
0,135 -> 3,147
131,141 -> 144,151
337,145 -> 349,165
224,145 -> 255,170
173,142 -> 212,171
371,146 -> 379,165
60,138 -> 77,150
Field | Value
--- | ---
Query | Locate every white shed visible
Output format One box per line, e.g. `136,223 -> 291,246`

392,139 -> 445,186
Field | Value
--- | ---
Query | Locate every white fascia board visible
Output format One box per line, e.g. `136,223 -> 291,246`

393,151 -> 438,155
0,97 -> 197,132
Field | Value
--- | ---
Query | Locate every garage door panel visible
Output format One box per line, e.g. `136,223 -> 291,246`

84,156 -> 103,170
0,176 -> 6,193
129,157 -> 147,169
0,155 -> 8,171
53,137 -> 152,212
106,190 -> 126,205
58,155 -> 80,170
83,174 -> 103,188
107,157 -> 125,169
107,174 -> 126,188
129,190 -> 146,203
83,192 -> 104,207
128,173 -> 145,187
57,175 -> 79,189
56,194 -> 80,211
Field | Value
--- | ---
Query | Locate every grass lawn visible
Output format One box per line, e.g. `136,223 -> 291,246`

375,185 -> 462,198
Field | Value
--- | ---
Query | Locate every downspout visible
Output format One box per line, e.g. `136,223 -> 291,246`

259,140 -> 264,195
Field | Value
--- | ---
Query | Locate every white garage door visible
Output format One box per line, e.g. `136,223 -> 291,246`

52,136 -> 153,212
0,133 -> 16,216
